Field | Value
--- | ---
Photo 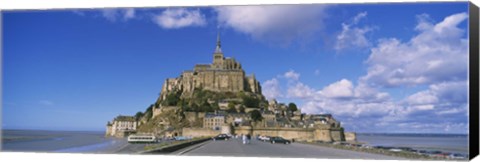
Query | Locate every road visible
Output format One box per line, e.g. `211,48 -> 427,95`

115,141 -> 175,154
114,143 -> 147,153
173,138 -> 405,160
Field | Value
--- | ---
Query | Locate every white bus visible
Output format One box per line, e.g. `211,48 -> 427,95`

127,134 -> 157,143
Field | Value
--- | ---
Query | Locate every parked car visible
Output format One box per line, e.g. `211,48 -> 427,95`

269,137 -> 291,144
258,135 -> 271,142
449,153 -> 468,159
212,134 -> 230,141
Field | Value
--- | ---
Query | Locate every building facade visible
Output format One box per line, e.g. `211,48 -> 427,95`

203,113 -> 226,130
106,115 -> 137,137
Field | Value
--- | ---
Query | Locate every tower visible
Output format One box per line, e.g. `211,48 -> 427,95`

212,32 -> 224,69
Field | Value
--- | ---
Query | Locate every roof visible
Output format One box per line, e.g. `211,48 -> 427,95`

114,115 -> 136,122
318,114 -> 332,116
195,64 -> 211,67
205,113 -> 226,118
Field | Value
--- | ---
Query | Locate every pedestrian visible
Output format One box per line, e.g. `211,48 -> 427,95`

246,134 -> 251,144
241,134 -> 246,144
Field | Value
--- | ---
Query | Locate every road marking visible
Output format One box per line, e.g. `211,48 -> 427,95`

176,141 -> 211,155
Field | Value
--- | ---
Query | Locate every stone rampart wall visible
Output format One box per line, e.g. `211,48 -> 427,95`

228,126 -> 343,142
344,132 -> 357,141
251,127 -> 316,142
182,128 -> 220,137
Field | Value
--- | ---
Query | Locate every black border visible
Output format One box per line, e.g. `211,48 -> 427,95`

469,2 -> 479,160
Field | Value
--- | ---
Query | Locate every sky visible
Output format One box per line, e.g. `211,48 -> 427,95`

2,2 -> 470,133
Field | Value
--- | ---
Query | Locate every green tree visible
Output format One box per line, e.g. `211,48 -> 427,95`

288,102 -> 298,112
227,107 -> 237,113
228,102 -> 235,109
236,91 -> 246,98
163,92 -> 180,106
134,111 -> 144,121
201,102 -> 213,112
242,95 -> 260,108
259,101 -> 268,109
238,105 -> 246,113
250,110 -> 263,122
191,103 -> 200,112
176,99 -> 186,107
211,101 -> 220,111
145,104 -> 154,120
227,102 -> 237,113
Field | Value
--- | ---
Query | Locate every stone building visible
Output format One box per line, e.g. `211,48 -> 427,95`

105,115 -> 137,137
268,99 -> 278,112
203,113 -> 226,130
158,33 -> 261,101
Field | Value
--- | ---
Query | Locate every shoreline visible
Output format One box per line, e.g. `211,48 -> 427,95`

54,138 -> 129,153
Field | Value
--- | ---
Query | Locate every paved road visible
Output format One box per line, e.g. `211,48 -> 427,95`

115,143 -> 147,153
174,138 -> 404,160
115,141 -> 175,154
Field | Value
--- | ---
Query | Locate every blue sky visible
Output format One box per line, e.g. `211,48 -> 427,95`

2,2 -> 470,133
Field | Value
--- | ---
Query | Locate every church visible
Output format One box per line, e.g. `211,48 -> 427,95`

159,33 -> 261,101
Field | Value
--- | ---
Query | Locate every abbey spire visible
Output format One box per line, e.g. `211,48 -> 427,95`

214,31 -> 222,53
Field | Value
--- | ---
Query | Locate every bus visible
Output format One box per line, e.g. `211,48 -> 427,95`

127,134 -> 157,143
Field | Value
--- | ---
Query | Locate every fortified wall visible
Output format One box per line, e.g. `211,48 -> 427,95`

344,132 -> 357,141
234,126 -> 344,142
182,125 -> 345,142
183,127 -> 221,137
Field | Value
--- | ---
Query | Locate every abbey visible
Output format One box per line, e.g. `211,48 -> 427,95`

159,34 -> 261,101
106,33 -> 352,143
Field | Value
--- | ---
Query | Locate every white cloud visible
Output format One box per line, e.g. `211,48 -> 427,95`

373,81 -> 468,131
320,79 -> 354,99
353,82 -> 390,101
403,81 -> 468,114
429,81 -> 468,103
435,107 -> 466,115
406,91 -> 438,105
361,12 -> 468,87
101,8 -> 136,22
215,5 -> 328,45
124,8 -> 135,20
302,97 -> 397,118
281,76 -> 395,118
335,12 -> 374,51
287,82 -> 315,99
262,78 -> 282,100
258,13 -> 468,133
153,8 -> 206,29
283,70 -> 300,81
262,68 -> 467,133
353,12 -> 367,24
